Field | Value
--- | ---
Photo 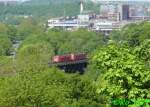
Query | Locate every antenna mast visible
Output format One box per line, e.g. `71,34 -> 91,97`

80,0 -> 84,14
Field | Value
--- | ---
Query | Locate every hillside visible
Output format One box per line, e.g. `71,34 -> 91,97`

0,0 -> 100,24
23,0 -> 100,15
24,0 -> 80,5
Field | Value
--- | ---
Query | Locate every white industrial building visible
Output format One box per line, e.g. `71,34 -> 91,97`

92,21 -> 121,35
78,15 -> 90,22
47,19 -> 88,29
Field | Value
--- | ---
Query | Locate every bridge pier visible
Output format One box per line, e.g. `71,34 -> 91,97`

57,62 -> 87,74
49,59 -> 88,73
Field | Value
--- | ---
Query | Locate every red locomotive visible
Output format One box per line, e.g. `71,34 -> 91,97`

52,53 -> 87,63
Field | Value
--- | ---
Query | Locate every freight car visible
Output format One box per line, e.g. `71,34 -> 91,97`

70,53 -> 86,61
52,53 -> 87,63
53,54 -> 71,63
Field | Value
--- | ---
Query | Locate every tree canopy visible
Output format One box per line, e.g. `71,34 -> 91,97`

0,18 -> 149,107
0,68 -> 103,107
110,22 -> 150,47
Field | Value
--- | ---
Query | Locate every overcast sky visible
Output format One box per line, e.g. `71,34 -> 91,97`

0,0 -> 148,1
93,0 -> 150,1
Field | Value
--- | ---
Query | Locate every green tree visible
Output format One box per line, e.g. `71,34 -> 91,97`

0,56 -> 14,74
46,29 -> 104,55
16,42 -> 54,71
0,23 -> 9,34
88,43 -> 150,106
21,29 -> 104,55
110,22 -> 150,47
134,39 -> 150,68
17,18 -> 44,40
0,68 -> 103,107
0,34 -> 12,56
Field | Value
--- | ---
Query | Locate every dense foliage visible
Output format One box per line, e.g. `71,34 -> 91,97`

110,22 -> 150,47
0,18 -> 149,107
0,56 -> 14,74
89,42 -> 150,106
0,68 -> 103,107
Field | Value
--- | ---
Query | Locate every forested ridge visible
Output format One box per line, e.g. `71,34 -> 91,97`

0,0 -> 100,24
0,18 -> 150,107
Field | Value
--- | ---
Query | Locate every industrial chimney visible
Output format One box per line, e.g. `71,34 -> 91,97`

80,0 -> 84,14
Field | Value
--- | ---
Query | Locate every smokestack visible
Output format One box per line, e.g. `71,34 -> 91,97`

80,0 -> 84,14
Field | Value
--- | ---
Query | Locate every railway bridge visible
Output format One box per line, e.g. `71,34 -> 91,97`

49,53 -> 88,73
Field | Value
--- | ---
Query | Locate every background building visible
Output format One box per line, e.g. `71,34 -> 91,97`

122,5 -> 130,20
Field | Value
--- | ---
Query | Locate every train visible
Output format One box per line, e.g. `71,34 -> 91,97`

52,53 -> 87,63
